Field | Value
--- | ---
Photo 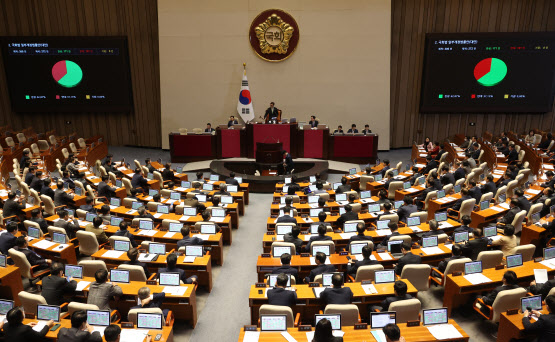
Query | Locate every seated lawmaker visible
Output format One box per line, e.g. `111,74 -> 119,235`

477,270 -> 520,315
452,215 -> 473,235
204,123 -> 215,133
283,226 -> 302,253
304,224 -> 332,252
362,124 -> 372,135
87,269 -> 123,311
433,244 -> 465,277
347,124 -> 358,134
349,222 -> 373,242
0,222 -> 18,255
305,252 -> 336,283
227,115 -> 239,127
394,242 -> 421,275
378,222 -> 401,249
124,248 -> 151,278
3,306 -> 54,340
114,221 -> 138,247
277,207 -> 297,224
347,245 -> 378,277
320,273 -> 353,305
336,204 -> 358,228
225,172 -> 240,186
522,295 -> 555,342
372,280 -> 414,312
267,273 -> 297,307
42,262 -> 78,306
86,217 -> 109,245
15,236 -> 51,270
397,196 -> 417,223
491,224 -> 517,257
335,177 -> 351,194
158,253 -> 198,284
333,125 -> 344,134
54,209 -> 80,238
132,287 -> 169,318
313,318 -> 343,342
422,219 -> 444,237
309,115 -> 319,128
462,228 -> 489,260
40,177 -> 55,200
271,253 -> 299,280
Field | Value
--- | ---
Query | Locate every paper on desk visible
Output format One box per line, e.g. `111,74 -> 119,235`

126,209 -> 137,214
411,227 -> 423,233
138,230 -> 157,236
419,153 -> 428,157
183,256 -> 196,263
163,232 -> 176,238
304,217 -> 314,223
274,235 -> 284,241
339,233 -> 357,239
544,164 -> 554,170
306,332 -> 315,341
25,203 -> 34,208
242,331 -> 260,342
371,330 -> 387,342
499,202 -> 510,209
444,244 -> 453,250
144,196 -> 153,201
526,189 -> 541,195
375,229 -> 391,236
427,324 -> 463,340
302,234 -> 312,241
309,257 -> 331,265
439,222 -> 453,229
175,187 -> 186,191
162,286 -> 187,296
490,206 -> 505,212
119,329 -> 150,342
377,252 -> 392,260
490,235 -> 502,242
109,205 -> 119,210
91,326 -> 106,336
535,269 -> 548,284
362,284 -> 378,294
540,259 -> 555,269
32,321 -> 48,332
32,240 -> 56,249
281,331 -> 298,342
493,170 -> 504,175
211,217 -> 226,223
153,213 -> 164,218
76,281 -> 91,291
102,250 -> 125,258
78,220 -> 89,226
55,243 -> 69,251
180,215 -> 192,221
332,331 -> 345,337
405,188 -> 419,193
421,247 -> 444,255
195,234 -> 210,240
313,287 -> 326,298
138,254 -> 157,262
464,273 -> 492,285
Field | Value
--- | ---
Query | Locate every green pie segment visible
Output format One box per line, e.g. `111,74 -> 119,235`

52,60 -> 83,88
474,58 -> 507,87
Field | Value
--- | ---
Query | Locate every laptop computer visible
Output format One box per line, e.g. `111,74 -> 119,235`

170,192 -> 181,201
202,183 -> 213,191
407,216 -> 420,227
149,243 -> 166,255
276,225 -> 293,236
360,191 -> 371,199
52,232 -> 66,244
421,236 -> 438,248
113,240 -> 130,252
116,179 -> 123,188
235,177 -> 242,184
157,205 -> 170,214
483,225 -> 497,238
149,189 -> 158,196
221,195 -> 233,204
64,264 -> 83,279
544,246 -> 555,260
322,273 -> 341,287
435,212 -> 447,222
343,222 -> 357,233
349,168 -> 356,175
181,181 -> 191,189
422,308 -> 449,326
403,182 -> 411,190
480,200 -> 490,211
185,245 -> 203,257
506,254 -> 523,268
86,309 -> 110,334
0,300 -> 14,319
339,207 -> 346,215
375,174 -> 383,181
196,194 -> 207,202
309,185 -> 317,192
159,272 -> 180,286
453,231 -> 469,243
109,269 -> 130,284
370,312 -> 396,329
75,187 -> 83,196
110,216 -> 124,226
350,243 -> 367,255
531,212 -> 541,224
521,295 -> 542,313
308,196 -> 319,204
260,315 -> 288,332
310,176 -> 316,183
464,261 -> 482,275
375,270 -> 395,284
376,220 -> 390,230
272,246 -> 292,258
368,203 -> 380,213
310,208 -> 323,217
284,177 -> 292,184
132,201 -> 143,210
335,193 -> 347,202
211,208 -> 226,218
498,193 -> 507,204
315,314 -> 341,330
388,240 -> 403,257
0,255 -> 5,268
110,198 -> 121,207
137,312 -> 163,330
27,226 -> 40,238
183,207 -> 197,216
200,224 -> 216,234
437,190 -> 445,199
37,304 -> 61,322
312,245 -> 331,256
283,185 -> 289,193
454,184 -> 461,193
268,274 -> 291,287
210,175 -> 219,182
394,200 -> 403,209
86,212 -> 97,222
147,173 -> 154,180
139,220 -> 154,230
333,183 -> 341,190
226,185 -> 238,193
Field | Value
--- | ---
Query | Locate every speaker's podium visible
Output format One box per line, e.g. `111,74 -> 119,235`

255,142 -> 282,164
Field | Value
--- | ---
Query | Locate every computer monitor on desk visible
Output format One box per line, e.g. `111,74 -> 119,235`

343,222 -> 357,233
350,243 -> 366,255
260,315 -> 287,332
464,261 -> 482,275
312,245 -> 330,256
421,236 -> 438,248
159,272 -> 180,286
370,312 -> 396,329
268,274 -> 291,287
276,225 -> 293,235
506,254 -> 523,268
137,313 -> 163,330
375,270 -> 395,284
422,308 -> 448,326
483,226 -> 497,238
272,246 -> 292,258
407,216 -> 420,227
544,247 -> 555,260
521,295 -> 542,313
453,231 -> 469,243
37,304 -> 61,322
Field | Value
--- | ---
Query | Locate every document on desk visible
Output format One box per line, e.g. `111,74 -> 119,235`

91,326 -> 106,336
102,250 -> 125,258
32,321 -> 48,332
421,247 -> 444,255
242,331 -> 260,342
138,230 -> 157,236
162,286 -> 187,296
362,284 -> 378,294
194,234 -> 210,240
544,164 -> 554,170
138,254 -> 157,262
427,324 -> 463,340
443,244 -> 453,250
76,281 -> 91,291
490,235 -> 502,242
274,235 -> 284,241
499,202 -> 510,209
540,259 -> 555,269
339,233 -> 357,239
120,329 -> 150,342
304,217 -> 314,223
163,232 -> 176,238
280,331 -> 297,342
375,229 -> 391,236
211,217 -> 226,223
463,273 -> 492,285
526,189 -> 541,195
309,257 -> 331,265
414,163 -> 426,168
490,206 -> 504,212
126,209 -> 137,214
32,240 -> 56,249
405,188 -> 419,193
179,215 -> 192,221
183,256 -> 196,263
154,213 -> 164,218
535,269 -> 548,284
439,222 -> 453,229
377,252 -> 393,260
371,330 -> 387,342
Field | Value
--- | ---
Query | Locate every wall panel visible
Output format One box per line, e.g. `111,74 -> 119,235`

0,0 -> 161,147
391,0 -> 555,148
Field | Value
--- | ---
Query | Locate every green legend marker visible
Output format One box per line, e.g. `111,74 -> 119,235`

25,95 -> 30,99
474,58 -> 507,87
438,94 -> 443,99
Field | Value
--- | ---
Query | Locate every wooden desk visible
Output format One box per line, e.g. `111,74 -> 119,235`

237,320 -> 469,342
0,265 -> 23,305
497,306 -> 549,342
28,237 -> 78,264
91,249 -> 213,292
23,318 -> 175,341
443,260 -> 555,315
521,223 -> 547,253
248,280 -> 417,324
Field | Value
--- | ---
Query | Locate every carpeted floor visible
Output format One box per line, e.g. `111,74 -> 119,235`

68,147 -> 497,341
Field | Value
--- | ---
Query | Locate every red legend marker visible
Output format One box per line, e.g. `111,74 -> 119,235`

471,94 -> 476,99
56,95 -> 60,99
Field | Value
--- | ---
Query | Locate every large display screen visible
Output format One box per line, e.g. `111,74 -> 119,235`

420,32 -> 555,113
1,36 -> 133,112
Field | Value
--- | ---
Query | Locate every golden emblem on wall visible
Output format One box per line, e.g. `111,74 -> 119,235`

249,9 -> 300,62
254,14 -> 294,54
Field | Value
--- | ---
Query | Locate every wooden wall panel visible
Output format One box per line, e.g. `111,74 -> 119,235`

391,0 -> 555,148
0,0 -> 161,147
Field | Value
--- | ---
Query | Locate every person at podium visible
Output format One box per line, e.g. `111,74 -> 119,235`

333,125 -> 344,135
309,115 -> 319,128
278,150 -> 294,175
264,102 -> 279,123
205,123 -> 215,133
347,124 -> 358,133
227,115 -> 238,127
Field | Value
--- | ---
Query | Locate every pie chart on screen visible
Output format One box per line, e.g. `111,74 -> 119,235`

52,60 -> 83,88
474,58 -> 507,87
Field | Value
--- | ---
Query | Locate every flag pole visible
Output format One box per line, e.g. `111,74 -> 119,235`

243,62 -> 246,75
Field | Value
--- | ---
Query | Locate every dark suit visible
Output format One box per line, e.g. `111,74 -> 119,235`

304,235 -> 333,252
54,189 -> 73,207
54,219 -> 80,239
517,196 -> 531,213
379,231 -> 401,249
441,173 -> 455,185
97,181 -> 116,199
29,176 -> 44,192
380,165 -> 390,177
362,129 -> 372,134
422,229 -> 445,238
114,230 -> 138,248
452,195 -> 472,211
529,279 -> 555,299
380,294 -> 413,311
158,266 -> 197,284
25,172 -> 35,185
3,198 -> 26,218
435,149 -> 447,161
541,178 -> 555,189
347,258 -> 379,276
30,217 -> 49,233
482,284 -> 520,305
225,177 -> 239,186
397,204 -> 417,223
409,172 -> 422,185
19,247 -> 48,267
79,204 -> 96,213
283,233 -> 303,253
422,160 -> 438,175
227,119 -> 239,127
282,153 -> 294,173
522,314 -> 555,342
41,275 -> 77,305
349,234 -> 373,243
40,185 -> 55,200
507,149 -> 518,163
347,129 -> 358,134
58,327 -> 102,342
264,107 -> 279,121
499,206 -> 521,224
320,287 -> 353,304
336,211 -> 359,228
162,169 -> 175,181
309,120 -> 319,128
395,252 -> 422,275
124,260 -> 151,278
3,322 -> 50,341
462,237 -> 489,260
471,149 -> 481,160
416,186 -> 435,204
306,264 -> 336,283
454,167 -> 466,181
267,287 -> 297,307
437,255 -> 466,274
204,128 -> 215,133
176,235 -> 203,248
333,130 -> 344,134
335,184 -> 351,194
482,181 -> 497,195
131,173 -> 148,189
130,292 -> 168,318
453,225 -> 473,234
62,177 -> 75,190
276,215 -> 297,224
468,187 -> 482,202
0,233 -> 17,254
271,265 -> 299,280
